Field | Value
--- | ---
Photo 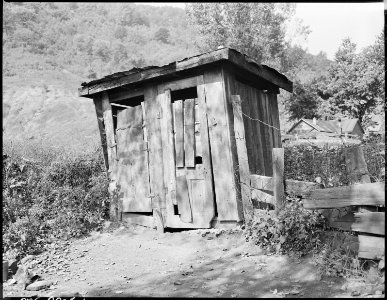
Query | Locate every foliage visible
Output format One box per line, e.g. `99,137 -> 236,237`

186,3 -> 309,72
2,143 -> 109,260
318,33 -> 385,127
283,142 -> 350,187
312,231 -> 367,278
245,197 -> 326,257
286,79 -> 322,120
3,2 -> 199,80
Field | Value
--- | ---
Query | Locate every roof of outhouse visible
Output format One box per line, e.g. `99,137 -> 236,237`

78,47 -> 293,98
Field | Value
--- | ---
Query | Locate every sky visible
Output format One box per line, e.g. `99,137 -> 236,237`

136,2 -> 384,60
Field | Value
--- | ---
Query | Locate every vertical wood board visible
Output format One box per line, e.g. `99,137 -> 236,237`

144,86 -> 166,210
184,98 -> 195,167
174,100 -> 184,167
231,94 -> 253,222
204,69 -> 239,221
159,90 -> 177,221
176,175 -> 193,223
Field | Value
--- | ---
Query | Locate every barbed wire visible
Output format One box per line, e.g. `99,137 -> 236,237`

242,112 -> 281,132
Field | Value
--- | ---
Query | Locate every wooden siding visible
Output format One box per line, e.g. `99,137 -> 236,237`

232,80 -> 281,176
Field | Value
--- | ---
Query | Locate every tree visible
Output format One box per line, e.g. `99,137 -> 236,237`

186,3 -> 309,71
322,34 -> 384,126
286,80 -> 322,121
154,28 -> 170,44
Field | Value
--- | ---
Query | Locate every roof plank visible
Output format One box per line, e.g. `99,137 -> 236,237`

79,48 -> 293,97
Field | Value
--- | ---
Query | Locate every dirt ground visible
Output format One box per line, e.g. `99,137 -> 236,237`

2,223 -> 377,298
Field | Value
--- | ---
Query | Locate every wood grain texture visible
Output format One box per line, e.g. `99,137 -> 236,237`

352,212 -> 385,235
116,106 -> 151,212
358,235 -> 385,259
79,48 -> 292,97
173,100 -> 184,167
176,175 -> 193,223
231,95 -> 253,222
196,77 -> 216,225
101,92 -> 117,175
122,213 -> 155,228
144,86 -> 166,210
267,92 -> 282,148
184,98 -> 195,168
303,182 -> 385,209
204,68 -> 239,221
272,148 -> 285,211
250,174 -> 321,196
92,96 -> 108,171
159,89 -> 177,222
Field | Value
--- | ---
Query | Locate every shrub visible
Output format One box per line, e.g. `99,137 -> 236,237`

245,197 -> 326,257
283,140 -> 385,186
2,142 -> 109,260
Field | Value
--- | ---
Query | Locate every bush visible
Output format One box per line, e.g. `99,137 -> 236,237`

245,197 -> 326,257
2,143 -> 109,260
283,140 -> 385,186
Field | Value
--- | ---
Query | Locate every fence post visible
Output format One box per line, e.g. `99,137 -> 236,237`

345,145 -> 375,213
272,148 -> 285,213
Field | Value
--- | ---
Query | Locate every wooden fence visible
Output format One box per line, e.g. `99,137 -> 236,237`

252,146 -> 385,260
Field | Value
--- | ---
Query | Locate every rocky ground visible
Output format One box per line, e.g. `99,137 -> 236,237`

2,223 -> 385,298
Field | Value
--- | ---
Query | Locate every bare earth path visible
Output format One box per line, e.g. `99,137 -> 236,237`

4,224 -> 355,298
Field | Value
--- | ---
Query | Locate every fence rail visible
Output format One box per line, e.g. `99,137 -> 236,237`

251,146 -> 385,260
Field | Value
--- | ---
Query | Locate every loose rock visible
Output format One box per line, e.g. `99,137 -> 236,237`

26,280 -> 52,291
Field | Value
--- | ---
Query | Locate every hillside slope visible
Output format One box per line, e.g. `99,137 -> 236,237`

3,71 -> 99,151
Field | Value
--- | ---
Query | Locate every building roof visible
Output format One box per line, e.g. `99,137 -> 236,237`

287,118 -> 363,134
79,47 -> 293,98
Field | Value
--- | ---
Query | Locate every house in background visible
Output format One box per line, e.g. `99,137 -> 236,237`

286,118 -> 364,139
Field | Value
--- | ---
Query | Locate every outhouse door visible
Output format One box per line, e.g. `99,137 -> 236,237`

115,104 -> 152,212
157,77 -> 216,228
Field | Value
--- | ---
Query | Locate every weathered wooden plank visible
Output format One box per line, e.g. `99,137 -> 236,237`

221,67 -> 244,222
184,98 -> 195,167
173,100 -> 184,167
231,95 -> 253,222
345,145 -> 373,214
250,174 -> 273,191
159,89 -> 177,222
176,175 -> 193,223
196,77 -> 216,223
238,81 -> 256,174
303,182 -> 385,209
250,174 -> 320,196
101,92 -> 117,175
116,107 -> 152,212
194,99 -> 202,158
329,212 -> 355,232
249,85 -> 266,175
251,188 -> 275,205
257,90 -> 272,176
153,208 -> 165,233
352,212 -> 385,235
204,69 -> 239,221
267,92 -> 282,148
101,92 -> 120,220
92,96 -> 108,171
80,48 -> 292,97
263,92 -> 275,154
144,86 -> 166,210
272,148 -> 285,211
122,213 -> 155,228
358,235 -> 385,259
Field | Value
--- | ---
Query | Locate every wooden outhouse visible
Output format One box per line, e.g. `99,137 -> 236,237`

79,48 -> 293,229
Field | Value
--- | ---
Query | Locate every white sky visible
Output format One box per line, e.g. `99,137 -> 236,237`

136,2 -> 384,60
